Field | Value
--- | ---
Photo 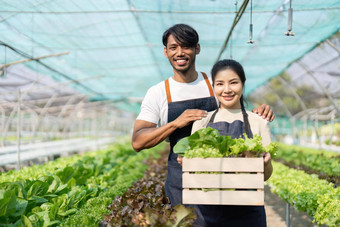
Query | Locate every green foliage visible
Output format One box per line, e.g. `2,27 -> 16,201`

173,128 -> 278,158
267,162 -> 340,226
275,143 -> 340,177
0,148 -> 98,184
0,139 -> 165,227
61,143 -> 165,227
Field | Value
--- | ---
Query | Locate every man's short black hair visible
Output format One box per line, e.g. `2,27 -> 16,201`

162,24 -> 199,47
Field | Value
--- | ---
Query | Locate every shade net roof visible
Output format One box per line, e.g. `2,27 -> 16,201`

0,0 -> 339,113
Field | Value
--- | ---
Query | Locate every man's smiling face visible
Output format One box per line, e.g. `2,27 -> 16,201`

164,34 -> 200,74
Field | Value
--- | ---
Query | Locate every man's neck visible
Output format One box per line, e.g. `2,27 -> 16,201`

172,68 -> 198,83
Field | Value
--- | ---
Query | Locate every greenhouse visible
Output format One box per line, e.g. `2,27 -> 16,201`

0,0 -> 339,226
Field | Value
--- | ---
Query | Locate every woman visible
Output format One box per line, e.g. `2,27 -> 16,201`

189,59 -> 273,227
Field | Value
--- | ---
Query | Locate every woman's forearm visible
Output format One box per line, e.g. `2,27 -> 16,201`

264,161 -> 273,181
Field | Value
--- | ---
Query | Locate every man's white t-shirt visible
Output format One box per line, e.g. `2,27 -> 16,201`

137,72 -> 218,126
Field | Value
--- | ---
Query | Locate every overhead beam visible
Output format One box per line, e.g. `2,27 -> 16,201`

297,61 -> 340,116
0,51 -> 69,72
0,41 -> 105,97
216,0 -> 249,62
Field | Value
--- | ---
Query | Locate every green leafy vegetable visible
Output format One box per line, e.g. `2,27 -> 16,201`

174,128 -> 278,158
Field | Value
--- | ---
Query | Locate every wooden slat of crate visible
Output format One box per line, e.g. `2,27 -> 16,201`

183,190 -> 264,205
183,173 -> 264,189
182,157 -> 263,172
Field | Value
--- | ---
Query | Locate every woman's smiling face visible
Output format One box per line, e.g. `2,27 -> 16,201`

214,68 -> 243,109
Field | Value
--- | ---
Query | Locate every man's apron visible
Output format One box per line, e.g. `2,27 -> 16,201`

164,72 -> 217,208
193,109 -> 267,227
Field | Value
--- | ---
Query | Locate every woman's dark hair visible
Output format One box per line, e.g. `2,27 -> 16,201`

162,24 -> 199,47
211,59 -> 252,138
211,59 -> 246,87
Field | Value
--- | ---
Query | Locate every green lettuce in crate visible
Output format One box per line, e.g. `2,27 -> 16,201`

173,128 -> 278,158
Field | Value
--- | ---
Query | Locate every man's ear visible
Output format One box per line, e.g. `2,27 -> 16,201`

196,43 -> 201,55
164,47 -> 169,58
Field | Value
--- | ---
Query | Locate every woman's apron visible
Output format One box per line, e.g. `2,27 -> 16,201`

164,73 -> 217,209
192,109 -> 267,227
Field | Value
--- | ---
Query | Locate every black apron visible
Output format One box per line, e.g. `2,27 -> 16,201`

163,72 -> 217,207
193,109 -> 267,227
163,74 -> 266,226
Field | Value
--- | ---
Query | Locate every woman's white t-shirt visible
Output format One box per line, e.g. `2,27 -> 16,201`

191,108 -> 271,146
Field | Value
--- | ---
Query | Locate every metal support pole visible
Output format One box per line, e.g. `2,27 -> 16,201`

291,117 -> 297,144
330,112 -> 335,147
0,107 -> 5,147
2,105 -> 19,146
304,116 -> 308,144
30,113 -> 37,143
286,202 -> 290,227
16,89 -> 22,170
314,112 -> 321,149
94,111 -> 99,151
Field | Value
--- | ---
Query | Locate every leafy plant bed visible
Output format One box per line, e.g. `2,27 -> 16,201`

60,143 -> 165,226
267,161 -> 340,227
100,149 -> 196,227
0,139 -> 165,226
275,158 -> 339,187
275,143 -> 340,180
0,143 -> 108,183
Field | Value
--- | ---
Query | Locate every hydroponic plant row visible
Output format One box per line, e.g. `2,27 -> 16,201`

267,161 -> 340,227
274,143 -> 340,185
0,139 -> 165,227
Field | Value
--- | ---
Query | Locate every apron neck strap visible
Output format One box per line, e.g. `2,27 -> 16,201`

208,109 -> 219,123
165,72 -> 214,103
201,72 -> 215,97
241,105 -> 253,138
208,108 -> 253,138
165,79 -> 172,103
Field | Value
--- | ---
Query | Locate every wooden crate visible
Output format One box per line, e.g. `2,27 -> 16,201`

182,157 -> 264,205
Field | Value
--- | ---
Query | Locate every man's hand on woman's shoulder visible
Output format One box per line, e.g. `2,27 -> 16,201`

252,104 -> 275,122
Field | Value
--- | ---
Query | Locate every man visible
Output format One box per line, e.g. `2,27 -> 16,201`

132,23 -> 274,225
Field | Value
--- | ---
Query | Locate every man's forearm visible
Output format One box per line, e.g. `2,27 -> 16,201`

132,109 -> 208,152
132,121 -> 178,152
